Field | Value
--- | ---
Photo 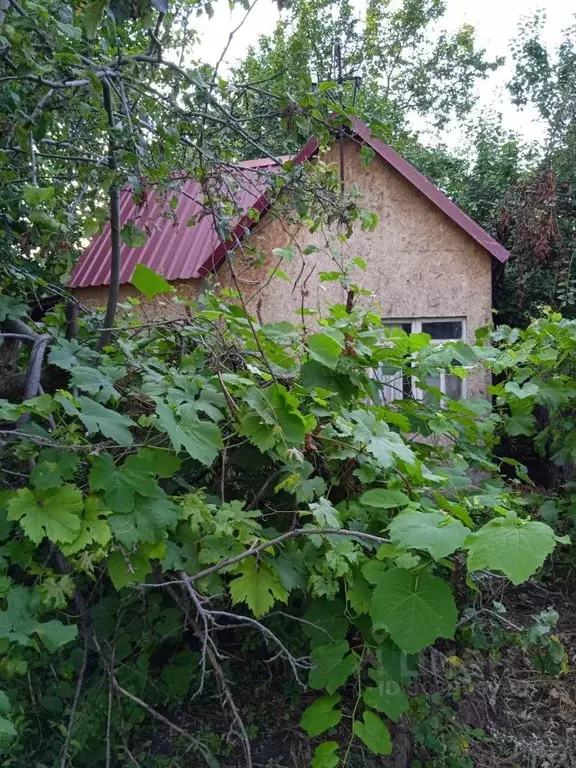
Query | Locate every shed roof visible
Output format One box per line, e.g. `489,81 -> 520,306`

69,119 -> 509,289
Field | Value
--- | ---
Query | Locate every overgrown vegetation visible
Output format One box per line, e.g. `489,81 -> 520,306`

0,286 -> 575,766
1,1 -> 576,766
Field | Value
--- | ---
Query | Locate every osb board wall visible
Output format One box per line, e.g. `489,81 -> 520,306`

219,138 -> 493,397
73,278 -> 203,323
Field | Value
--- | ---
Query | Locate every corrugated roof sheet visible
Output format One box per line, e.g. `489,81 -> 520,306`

70,119 -> 509,289
69,159 -> 282,288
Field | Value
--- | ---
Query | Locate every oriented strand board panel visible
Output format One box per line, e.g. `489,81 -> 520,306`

74,278 -> 203,322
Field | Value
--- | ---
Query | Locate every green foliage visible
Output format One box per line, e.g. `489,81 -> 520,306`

0,283 -> 573,763
353,711 -> 392,755
0,585 -> 77,651
300,694 -> 342,737
131,265 -> 173,300
231,0 -> 501,154
363,667 -> 409,722
388,511 -> 469,560
465,512 -> 561,585
309,640 -> 358,693
372,569 -> 458,653
522,608 -> 568,676
311,741 -> 340,768
7,485 -> 83,545
2,1 -> 573,761
229,559 -> 288,617
308,332 -> 344,369
154,400 -> 223,465
360,488 -> 411,509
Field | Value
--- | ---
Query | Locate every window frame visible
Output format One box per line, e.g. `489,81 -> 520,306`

379,317 -> 467,404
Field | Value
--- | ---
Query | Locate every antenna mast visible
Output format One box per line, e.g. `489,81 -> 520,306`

334,41 -> 345,194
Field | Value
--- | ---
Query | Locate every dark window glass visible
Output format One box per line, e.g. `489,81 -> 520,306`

382,322 -> 413,334
421,320 -> 463,340
402,373 -> 414,399
445,374 -> 463,400
423,374 -> 441,404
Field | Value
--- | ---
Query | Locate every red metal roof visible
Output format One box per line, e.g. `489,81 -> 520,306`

70,120 -> 509,289
69,159 -> 281,288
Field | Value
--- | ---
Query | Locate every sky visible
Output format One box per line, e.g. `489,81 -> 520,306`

193,0 -> 575,147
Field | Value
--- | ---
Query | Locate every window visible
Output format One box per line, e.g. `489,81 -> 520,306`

375,318 -> 466,404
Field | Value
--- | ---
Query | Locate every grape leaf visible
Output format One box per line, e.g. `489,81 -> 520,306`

229,559 -> 288,617
300,695 -> 342,738
155,401 -> 223,466
238,410 -> 276,451
57,395 -> 136,446
49,339 -> 100,371
108,552 -> 151,590
363,668 -> 409,722
309,640 -> 358,694
309,497 -> 340,528
351,415 -> 415,467
302,598 -> 349,647
69,366 -> 119,403
60,496 -> 111,555
272,549 -> 308,592
465,512 -> 558,584
161,539 -> 200,572
0,400 -> 22,421
388,511 -> 468,560
360,489 -> 411,509
239,385 -> 310,450
89,453 -> 161,513
133,448 -> 181,478
160,650 -> 198,700
0,716 -> 16,742
0,692 -> 10,714
0,296 -> 28,321
371,568 -> 457,653
346,574 -> 372,615
7,485 -> 83,544
505,381 -> 539,399
505,400 -> 536,436
308,333 -> 344,370
83,0 -> 107,38
89,454 -> 137,512
301,361 -> 357,402
109,494 -> 179,547
353,711 -> 392,755
0,585 -> 77,651
30,449 -> 79,489
311,742 -> 340,768
131,264 -> 172,299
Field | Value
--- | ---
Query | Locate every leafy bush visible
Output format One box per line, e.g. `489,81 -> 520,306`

0,289 -> 571,765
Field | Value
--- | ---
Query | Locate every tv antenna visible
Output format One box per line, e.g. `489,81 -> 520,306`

310,42 -> 362,193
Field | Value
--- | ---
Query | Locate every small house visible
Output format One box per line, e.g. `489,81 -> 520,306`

70,118 -> 509,400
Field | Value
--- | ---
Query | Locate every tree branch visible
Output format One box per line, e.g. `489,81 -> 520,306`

186,527 -> 390,584
60,637 -> 89,768
97,78 -> 121,350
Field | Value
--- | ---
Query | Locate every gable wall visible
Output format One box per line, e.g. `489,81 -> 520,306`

222,139 -> 492,329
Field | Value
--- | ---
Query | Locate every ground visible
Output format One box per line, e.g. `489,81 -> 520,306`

137,576 -> 576,768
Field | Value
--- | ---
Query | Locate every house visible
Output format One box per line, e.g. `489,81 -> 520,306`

70,118 -> 509,399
